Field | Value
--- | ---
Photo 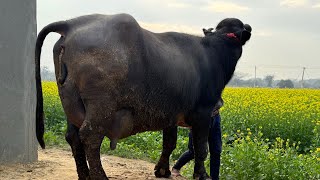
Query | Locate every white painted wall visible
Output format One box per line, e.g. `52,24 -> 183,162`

0,0 -> 37,163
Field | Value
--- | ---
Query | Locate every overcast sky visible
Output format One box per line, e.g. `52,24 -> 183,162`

37,0 -> 320,79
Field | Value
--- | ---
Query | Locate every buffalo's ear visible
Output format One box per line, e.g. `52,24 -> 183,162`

240,30 -> 251,45
203,28 -> 209,35
203,27 -> 214,36
244,24 -> 252,32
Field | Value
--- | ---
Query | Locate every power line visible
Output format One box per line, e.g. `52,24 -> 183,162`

235,65 -> 320,80
305,70 -> 312,80
237,64 -> 320,70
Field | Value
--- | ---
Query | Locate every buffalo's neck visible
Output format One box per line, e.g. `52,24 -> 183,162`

220,45 -> 242,85
203,36 -> 242,85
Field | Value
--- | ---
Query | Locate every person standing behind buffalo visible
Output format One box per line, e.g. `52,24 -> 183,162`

172,98 -> 223,180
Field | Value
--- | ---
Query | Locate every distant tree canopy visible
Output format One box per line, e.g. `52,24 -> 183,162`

277,79 -> 294,88
264,75 -> 274,87
41,66 -> 55,81
313,79 -> 320,88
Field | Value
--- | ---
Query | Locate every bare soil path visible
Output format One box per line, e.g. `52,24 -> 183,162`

0,148 -> 187,180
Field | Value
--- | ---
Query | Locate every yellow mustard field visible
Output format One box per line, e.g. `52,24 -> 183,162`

221,87 -> 320,151
42,82 -> 320,150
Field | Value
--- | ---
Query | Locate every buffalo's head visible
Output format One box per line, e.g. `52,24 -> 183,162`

214,18 -> 251,45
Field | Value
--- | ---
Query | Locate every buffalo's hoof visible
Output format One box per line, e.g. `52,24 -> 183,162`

193,172 -> 211,180
88,173 -> 108,180
154,167 -> 171,178
88,176 -> 108,180
78,175 -> 90,180
78,171 -> 90,180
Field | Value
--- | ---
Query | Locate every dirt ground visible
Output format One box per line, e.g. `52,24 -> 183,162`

0,148 -> 187,180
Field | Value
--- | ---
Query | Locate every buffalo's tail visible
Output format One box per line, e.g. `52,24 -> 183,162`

35,21 -> 69,149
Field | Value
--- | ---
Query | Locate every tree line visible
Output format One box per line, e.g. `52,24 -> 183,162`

41,66 -> 320,89
228,73 -> 320,88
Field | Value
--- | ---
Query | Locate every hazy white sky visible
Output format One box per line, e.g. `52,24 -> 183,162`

37,0 -> 320,79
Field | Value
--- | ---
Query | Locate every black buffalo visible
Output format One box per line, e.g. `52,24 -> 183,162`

35,13 -> 251,180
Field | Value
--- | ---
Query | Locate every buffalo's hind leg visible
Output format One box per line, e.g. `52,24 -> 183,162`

154,126 -> 178,178
79,115 -> 107,180
65,122 -> 89,180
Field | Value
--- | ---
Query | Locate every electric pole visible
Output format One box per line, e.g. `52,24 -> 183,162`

254,66 -> 256,87
301,67 -> 306,88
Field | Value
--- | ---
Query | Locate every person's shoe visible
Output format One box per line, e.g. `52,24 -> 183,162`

171,168 -> 181,177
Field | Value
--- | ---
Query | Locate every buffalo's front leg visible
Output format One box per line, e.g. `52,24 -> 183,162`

80,119 -> 107,180
192,108 -> 211,180
65,122 -> 89,180
154,126 -> 178,178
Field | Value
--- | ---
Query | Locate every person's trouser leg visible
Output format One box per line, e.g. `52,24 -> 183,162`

173,131 -> 194,170
208,114 -> 222,180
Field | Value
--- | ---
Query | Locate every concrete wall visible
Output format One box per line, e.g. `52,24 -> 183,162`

0,0 -> 37,163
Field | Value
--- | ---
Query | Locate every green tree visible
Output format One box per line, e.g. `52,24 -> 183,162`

277,79 -> 294,88
264,75 -> 274,87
